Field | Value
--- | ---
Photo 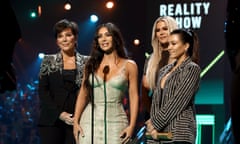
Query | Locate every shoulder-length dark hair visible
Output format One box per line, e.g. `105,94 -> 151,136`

53,19 -> 78,39
84,22 -> 128,101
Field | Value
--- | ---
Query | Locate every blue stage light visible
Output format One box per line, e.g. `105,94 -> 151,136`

90,14 -> 98,23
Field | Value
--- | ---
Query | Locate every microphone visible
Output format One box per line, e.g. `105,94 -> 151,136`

102,65 -> 109,141
103,65 -> 110,82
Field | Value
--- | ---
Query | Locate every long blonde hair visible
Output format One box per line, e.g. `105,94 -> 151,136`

146,16 -> 178,89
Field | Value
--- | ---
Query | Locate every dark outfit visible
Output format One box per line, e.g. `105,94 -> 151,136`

147,58 -> 201,144
141,51 -> 170,121
0,0 -> 21,93
225,0 -> 240,142
37,52 -> 88,144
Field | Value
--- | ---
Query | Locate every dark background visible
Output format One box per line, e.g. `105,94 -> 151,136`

0,0 -> 234,143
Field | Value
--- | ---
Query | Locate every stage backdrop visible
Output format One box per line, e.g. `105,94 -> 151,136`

145,1 -> 227,143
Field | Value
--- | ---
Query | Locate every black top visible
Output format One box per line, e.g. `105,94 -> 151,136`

62,69 -> 77,114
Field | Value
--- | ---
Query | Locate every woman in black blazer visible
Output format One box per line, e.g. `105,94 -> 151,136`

37,19 -> 89,144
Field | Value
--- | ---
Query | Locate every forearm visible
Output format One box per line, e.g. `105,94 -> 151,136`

74,98 -> 87,124
129,95 -> 139,128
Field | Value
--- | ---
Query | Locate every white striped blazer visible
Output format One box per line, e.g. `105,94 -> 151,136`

149,57 -> 201,144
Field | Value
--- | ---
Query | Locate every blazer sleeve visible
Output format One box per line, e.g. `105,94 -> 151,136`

151,63 -> 201,130
38,55 -> 62,125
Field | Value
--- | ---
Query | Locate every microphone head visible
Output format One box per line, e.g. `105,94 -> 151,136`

103,65 -> 110,74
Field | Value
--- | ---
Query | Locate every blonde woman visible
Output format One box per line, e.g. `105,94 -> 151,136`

141,16 -> 178,120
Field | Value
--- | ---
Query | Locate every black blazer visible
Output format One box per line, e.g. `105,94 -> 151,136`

38,51 -> 89,126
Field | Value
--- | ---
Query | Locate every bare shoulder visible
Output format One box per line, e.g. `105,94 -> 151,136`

125,59 -> 138,71
125,59 -> 137,66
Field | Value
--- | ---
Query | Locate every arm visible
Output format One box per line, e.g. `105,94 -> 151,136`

38,56 -> 62,125
141,75 -> 152,119
151,64 -> 201,130
121,60 -> 139,141
73,75 -> 89,143
128,60 -> 139,132
141,57 -> 152,120
142,57 -> 150,89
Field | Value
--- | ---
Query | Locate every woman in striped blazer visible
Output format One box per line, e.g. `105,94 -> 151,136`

145,28 -> 201,144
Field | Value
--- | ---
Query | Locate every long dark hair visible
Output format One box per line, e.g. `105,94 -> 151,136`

170,29 -> 200,64
84,22 -> 128,101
